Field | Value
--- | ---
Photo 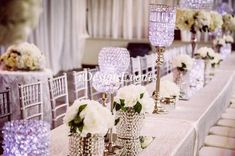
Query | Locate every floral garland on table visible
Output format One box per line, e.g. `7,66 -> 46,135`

172,54 -> 194,72
176,9 -> 223,33
160,80 -> 180,102
194,47 -> 216,60
63,99 -> 114,136
222,14 -> 235,32
0,42 -> 46,71
0,0 -> 42,45
114,85 -> 155,114
223,35 -> 234,44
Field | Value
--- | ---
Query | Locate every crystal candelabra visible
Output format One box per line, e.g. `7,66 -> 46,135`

149,3 -> 176,114
96,47 -> 130,155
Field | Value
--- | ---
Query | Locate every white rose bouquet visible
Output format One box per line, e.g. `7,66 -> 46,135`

114,85 -> 155,114
210,53 -> 222,68
176,9 -> 222,33
172,54 -> 194,72
223,35 -> 234,44
195,47 -> 215,60
160,80 -> 180,101
222,14 -> 235,32
64,99 -> 114,136
0,42 -> 46,71
209,11 -> 223,32
213,37 -> 226,47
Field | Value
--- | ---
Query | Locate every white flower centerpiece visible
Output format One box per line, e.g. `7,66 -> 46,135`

0,42 -> 46,71
64,99 -> 114,156
222,14 -> 235,32
172,54 -> 194,99
160,80 -> 180,109
224,35 -> 234,44
114,84 -> 154,155
213,37 -> 226,53
195,47 -> 216,84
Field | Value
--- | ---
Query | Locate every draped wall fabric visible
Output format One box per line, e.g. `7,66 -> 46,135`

87,0 -> 149,39
29,0 -> 88,74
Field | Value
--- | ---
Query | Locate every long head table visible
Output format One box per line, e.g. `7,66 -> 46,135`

50,53 -> 235,156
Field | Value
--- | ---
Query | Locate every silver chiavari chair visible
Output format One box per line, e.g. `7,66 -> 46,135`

140,56 -> 148,85
73,69 -> 89,101
0,87 -> 11,123
18,81 -> 43,120
131,56 -> 142,85
48,73 -> 69,128
146,53 -> 156,83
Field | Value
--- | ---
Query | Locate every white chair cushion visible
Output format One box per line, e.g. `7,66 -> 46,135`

209,126 -> 235,138
217,119 -> 235,128
222,113 -> 235,120
199,147 -> 235,156
205,135 -> 235,150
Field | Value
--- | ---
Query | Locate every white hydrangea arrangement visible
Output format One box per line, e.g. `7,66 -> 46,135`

210,53 -> 222,68
0,42 -> 46,71
0,0 -> 42,45
223,35 -> 234,43
172,54 -> 194,72
195,47 -> 216,60
176,9 -> 222,33
64,99 -> 114,136
114,85 -> 155,114
222,14 -> 235,32
213,37 -> 226,47
160,80 -> 180,101
209,11 -> 223,32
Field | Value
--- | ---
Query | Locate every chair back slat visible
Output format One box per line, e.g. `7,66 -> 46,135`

19,81 -> 43,120
0,88 -> 11,120
73,69 -> 89,100
131,57 -> 142,85
49,73 -> 69,129
88,67 -> 102,100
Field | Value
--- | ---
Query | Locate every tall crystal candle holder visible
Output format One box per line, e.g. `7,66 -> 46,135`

2,120 -> 50,156
149,3 -> 176,114
97,47 -> 130,155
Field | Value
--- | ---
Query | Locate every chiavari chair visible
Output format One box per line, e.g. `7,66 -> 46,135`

88,67 -> 102,100
48,73 -> 69,128
0,88 -> 11,122
18,81 -> 43,120
73,69 -> 89,101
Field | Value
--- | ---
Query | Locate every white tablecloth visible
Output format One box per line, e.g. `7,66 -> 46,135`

0,69 -> 52,123
50,54 -> 235,156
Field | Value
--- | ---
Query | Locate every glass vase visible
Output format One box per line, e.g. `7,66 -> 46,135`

69,134 -> 104,156
173,69 -> 191,100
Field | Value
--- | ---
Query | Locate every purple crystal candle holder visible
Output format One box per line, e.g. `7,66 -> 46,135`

2,120 -> 50,156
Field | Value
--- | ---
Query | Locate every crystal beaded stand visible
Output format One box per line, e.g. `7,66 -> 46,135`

116,109 -> 144,140
69,133 -> 104,156
179,0 -> 213,10
2,120 -> 50,156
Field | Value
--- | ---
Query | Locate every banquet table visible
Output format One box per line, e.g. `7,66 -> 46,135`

0,69 -> 52,123
50,61 -> 235,156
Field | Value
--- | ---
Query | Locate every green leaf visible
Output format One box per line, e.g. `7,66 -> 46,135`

121,107 -> 128,112
74,115 -> 82,124
140,93 -> 144,99
115,103 -> 121,111
115,118 -> 120,125
134,102 -> 142,114
78,104 -> 87,114
120,99 -> 125,107
78,125 -> 84,132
